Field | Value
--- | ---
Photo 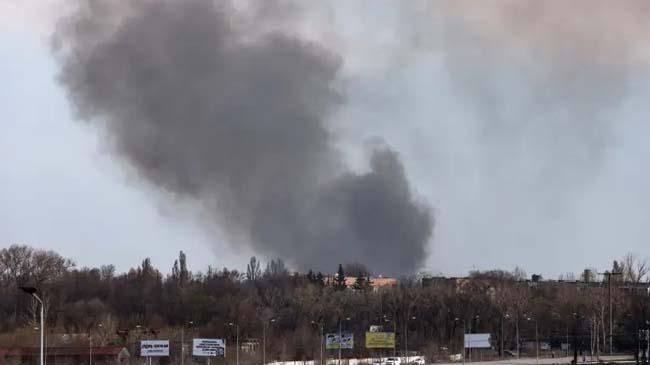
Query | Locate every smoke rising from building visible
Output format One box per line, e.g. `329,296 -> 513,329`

52,0 -> 432,275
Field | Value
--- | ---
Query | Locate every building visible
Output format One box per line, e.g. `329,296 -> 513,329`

0,346 -> 130,365
323,276 -> 398,292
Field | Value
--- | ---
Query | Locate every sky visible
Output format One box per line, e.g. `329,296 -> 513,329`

3,0 -> 650,278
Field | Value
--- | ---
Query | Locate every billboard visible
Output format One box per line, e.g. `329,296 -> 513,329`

325,333 -> 354,349
464,333 -> 491,349
365,332 -> 395,349
193,339 -> 226,357
140,340 -> 170,357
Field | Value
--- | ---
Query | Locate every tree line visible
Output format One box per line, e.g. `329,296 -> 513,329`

1,244 -> 650,363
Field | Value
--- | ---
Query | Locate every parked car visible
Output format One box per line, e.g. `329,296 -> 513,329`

410,357 -> 425,365
384,357 -> 401,365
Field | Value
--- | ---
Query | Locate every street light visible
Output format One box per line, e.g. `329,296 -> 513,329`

552,312 -> 570,358
338,317 -> 351,365
20,286 -> 44,365
599,271 -> 622,355
454,318 -> 465,365
384,315 -> 397,357
181,321 -> 194,365
263,319 -> 276,365
527,317 -> 539,365
90,323 -> 103,365
229,322 -> 239,365
405,316 -> 416,365
502,314 -> 511,358
311,321 -> 324,365
467,315 -> 479,363
513,313 -> 520,359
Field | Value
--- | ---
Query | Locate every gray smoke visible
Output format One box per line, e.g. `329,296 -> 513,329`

52,0 -> 432,275
336,0 -> 650,274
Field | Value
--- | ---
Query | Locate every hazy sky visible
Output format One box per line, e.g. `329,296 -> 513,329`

3,0 -> 650,278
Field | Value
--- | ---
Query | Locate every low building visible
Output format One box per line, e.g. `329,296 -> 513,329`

323,276 -> 398,292
0,346 -> 129,365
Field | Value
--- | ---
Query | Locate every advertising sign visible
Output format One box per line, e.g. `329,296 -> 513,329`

192,338 -> 226,357
365,332 -> 395,349
325,333 -> 354,349
464,333 -> 491,349
140,340 -> 170,357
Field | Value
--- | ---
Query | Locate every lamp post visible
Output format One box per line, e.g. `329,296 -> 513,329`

527,317 -> 538,365
384,315 -> 397,358
454,318 -> 465,365
338,317 -> 351,365
561,314 -> 568,358
512,313 -> 520,359
311,321 -> 324,365
599,271 -> 622,355
20,286 -> 44,365
90,323 -> 103,365
263,319 -> 276,365
181,321 -> 194,365
229,323 -> 239,365
405,316 -> 416,365
502,314 -> 510,358
468,315 -> 479,363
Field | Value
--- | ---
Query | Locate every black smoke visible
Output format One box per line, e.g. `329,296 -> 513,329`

53,0 -> 432,275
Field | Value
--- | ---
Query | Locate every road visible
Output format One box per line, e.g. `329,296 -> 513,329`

433,355 -> 634,365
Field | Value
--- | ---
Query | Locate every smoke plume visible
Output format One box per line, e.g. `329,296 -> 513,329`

343,0 -> 650,274
53,0 -> 432,275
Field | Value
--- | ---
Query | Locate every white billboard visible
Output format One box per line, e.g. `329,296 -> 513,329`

141,340 -> 170,357
193,338 -> 226,357
464,334 -> 491,349
325,333 -> 354,349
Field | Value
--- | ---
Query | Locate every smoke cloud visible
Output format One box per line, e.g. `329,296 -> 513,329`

53,0 -> 432,275
339,0 -> 650,274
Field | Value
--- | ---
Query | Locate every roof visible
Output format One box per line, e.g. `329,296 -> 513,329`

3,347 -> 127,357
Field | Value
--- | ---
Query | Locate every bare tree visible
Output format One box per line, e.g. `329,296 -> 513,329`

246,256 -> 262,281
622,253 -> 649,283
